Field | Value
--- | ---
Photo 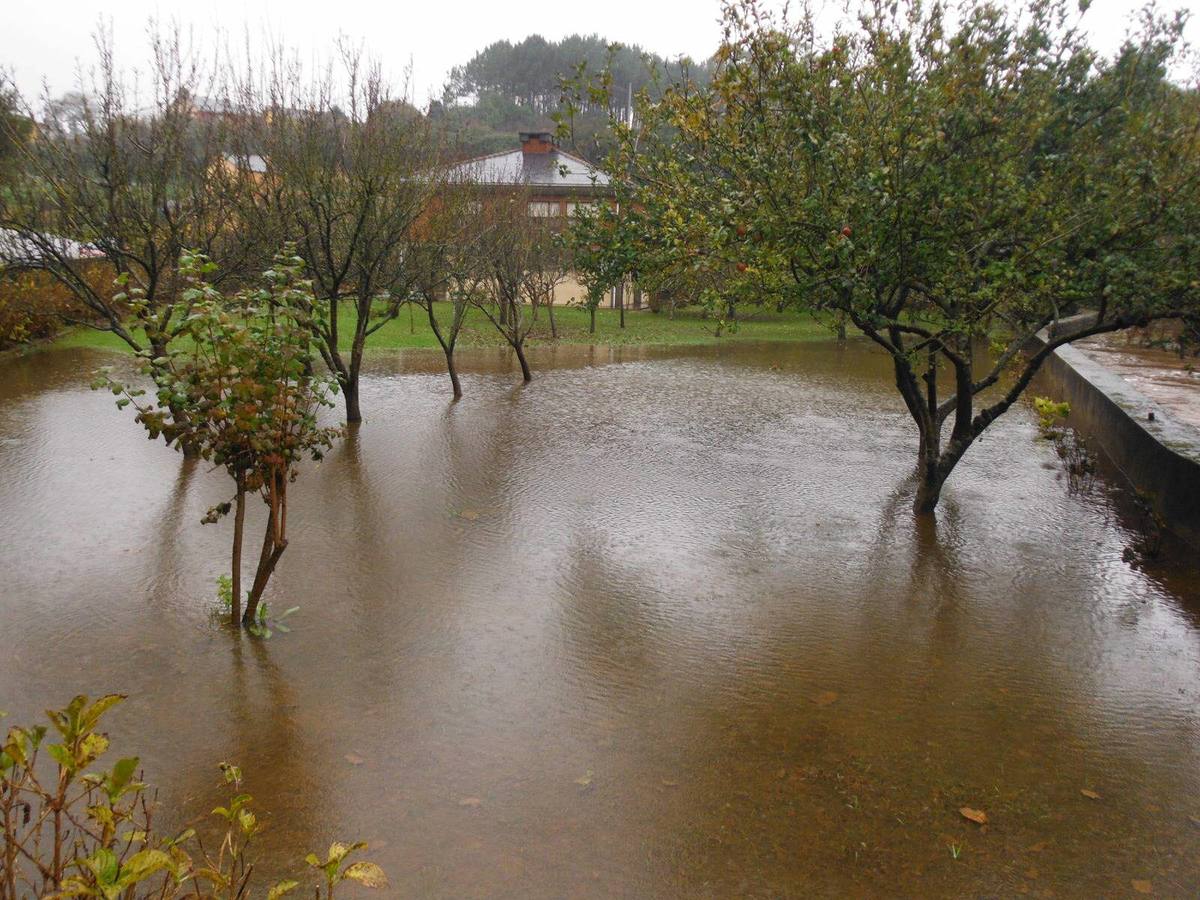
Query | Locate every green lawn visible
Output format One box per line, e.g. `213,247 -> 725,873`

46,302 -> 838,355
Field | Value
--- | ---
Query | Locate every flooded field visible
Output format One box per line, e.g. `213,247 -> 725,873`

2,341 -> 1199,897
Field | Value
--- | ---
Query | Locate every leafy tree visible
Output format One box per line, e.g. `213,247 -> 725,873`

561,205 -> 628,334
574,0 -> 1200,513
98,249 -> 342,629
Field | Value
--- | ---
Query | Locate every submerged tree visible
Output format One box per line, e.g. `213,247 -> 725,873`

234,47 -> 445,423
469,189 -> 566,382
98,249 -> 342,629
574,0 -> 1200,513
407,180 -> 484,399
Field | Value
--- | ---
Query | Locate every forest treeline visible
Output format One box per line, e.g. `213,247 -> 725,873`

432,34 -> 711,160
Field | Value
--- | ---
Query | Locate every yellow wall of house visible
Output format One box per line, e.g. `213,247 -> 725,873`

548,274 -> 641,309
552,273 -> 589,307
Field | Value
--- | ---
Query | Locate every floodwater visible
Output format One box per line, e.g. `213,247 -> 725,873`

1078,333 -> 1200,430
2,341 -> 1200,898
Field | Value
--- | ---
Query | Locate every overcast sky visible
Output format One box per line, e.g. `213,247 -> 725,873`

5,0 -> 1198,107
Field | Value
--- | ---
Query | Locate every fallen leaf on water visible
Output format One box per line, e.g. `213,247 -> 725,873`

574,770 -> 594,787
1131,879 -> 1152,894
959,807 -> 988,825
459,509 -> 480,521
660,778 -> 679,787
344,753 -> 364,766
1080,788 -> 1102,800
813,691 -> 839,707
458,797 -> 482,807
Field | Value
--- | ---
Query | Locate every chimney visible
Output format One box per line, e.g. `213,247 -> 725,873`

519,131 -> 556,154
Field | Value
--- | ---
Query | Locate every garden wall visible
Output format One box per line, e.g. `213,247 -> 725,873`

1032,318 -> 1200,548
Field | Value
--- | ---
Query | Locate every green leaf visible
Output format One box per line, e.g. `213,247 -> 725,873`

83,694 -> 126,730
342,861 -> 388,889
46,742 -> 72,769
87,848 -> 120,885
114,849 -> 175,888
268,880 -> 301,899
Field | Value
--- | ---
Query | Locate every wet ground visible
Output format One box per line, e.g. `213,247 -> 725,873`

2,341 -> 1199,898
1077,334 -> 1200,430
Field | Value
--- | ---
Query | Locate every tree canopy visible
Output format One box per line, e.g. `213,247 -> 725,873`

572,0 -> 1200,512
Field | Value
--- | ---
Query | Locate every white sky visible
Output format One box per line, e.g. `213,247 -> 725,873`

4,0 -> 1199,107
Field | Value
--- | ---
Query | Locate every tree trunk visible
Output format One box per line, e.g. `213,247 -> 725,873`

243,474 -> 288,627
343,377 -> 362,424
230,480 -> 246,627
445,346 -> 463,399
914,460 -> 946,515
617,282 -> 625,328
426,301 -> 463,400
589,306 -> 596,334
244,512 -> 287,627
548,295 -> 558,339
514,341 -> 532,382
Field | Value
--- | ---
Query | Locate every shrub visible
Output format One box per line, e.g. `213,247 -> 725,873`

0,694 -> 386,899
0,263 -> 118,350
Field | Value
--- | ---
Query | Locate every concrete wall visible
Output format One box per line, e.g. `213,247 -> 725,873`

1032,323 -> 1200,548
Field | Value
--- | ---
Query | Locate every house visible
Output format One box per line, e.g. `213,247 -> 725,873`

0,227 -> 102,265
217,153 -> 269,182
448,132 -> 637,309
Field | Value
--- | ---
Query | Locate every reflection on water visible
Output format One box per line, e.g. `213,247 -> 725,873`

2,342 -> 1200,897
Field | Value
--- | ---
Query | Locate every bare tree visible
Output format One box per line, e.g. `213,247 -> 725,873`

0,26 -> 253,359
407,179 -> 485,398
468,189 -> 562,383
235,45 -> 445,423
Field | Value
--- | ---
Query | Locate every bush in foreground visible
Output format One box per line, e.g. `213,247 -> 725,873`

1,694 -> 385,899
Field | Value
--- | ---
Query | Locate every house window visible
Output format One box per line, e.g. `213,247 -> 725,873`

566,202 -> 592,217
527,201 -> 560,217
466,200 -> 483,216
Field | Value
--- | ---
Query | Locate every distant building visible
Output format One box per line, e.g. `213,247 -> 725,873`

218,153 -> 269,178
450,131 -> 610,205
186,95 -> 236,123
448,132 -> 636,309
0,227 -> 102,265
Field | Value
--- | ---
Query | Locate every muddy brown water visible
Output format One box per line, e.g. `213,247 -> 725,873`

2,341 -> 1199,898
1077,334 -> 1200,431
